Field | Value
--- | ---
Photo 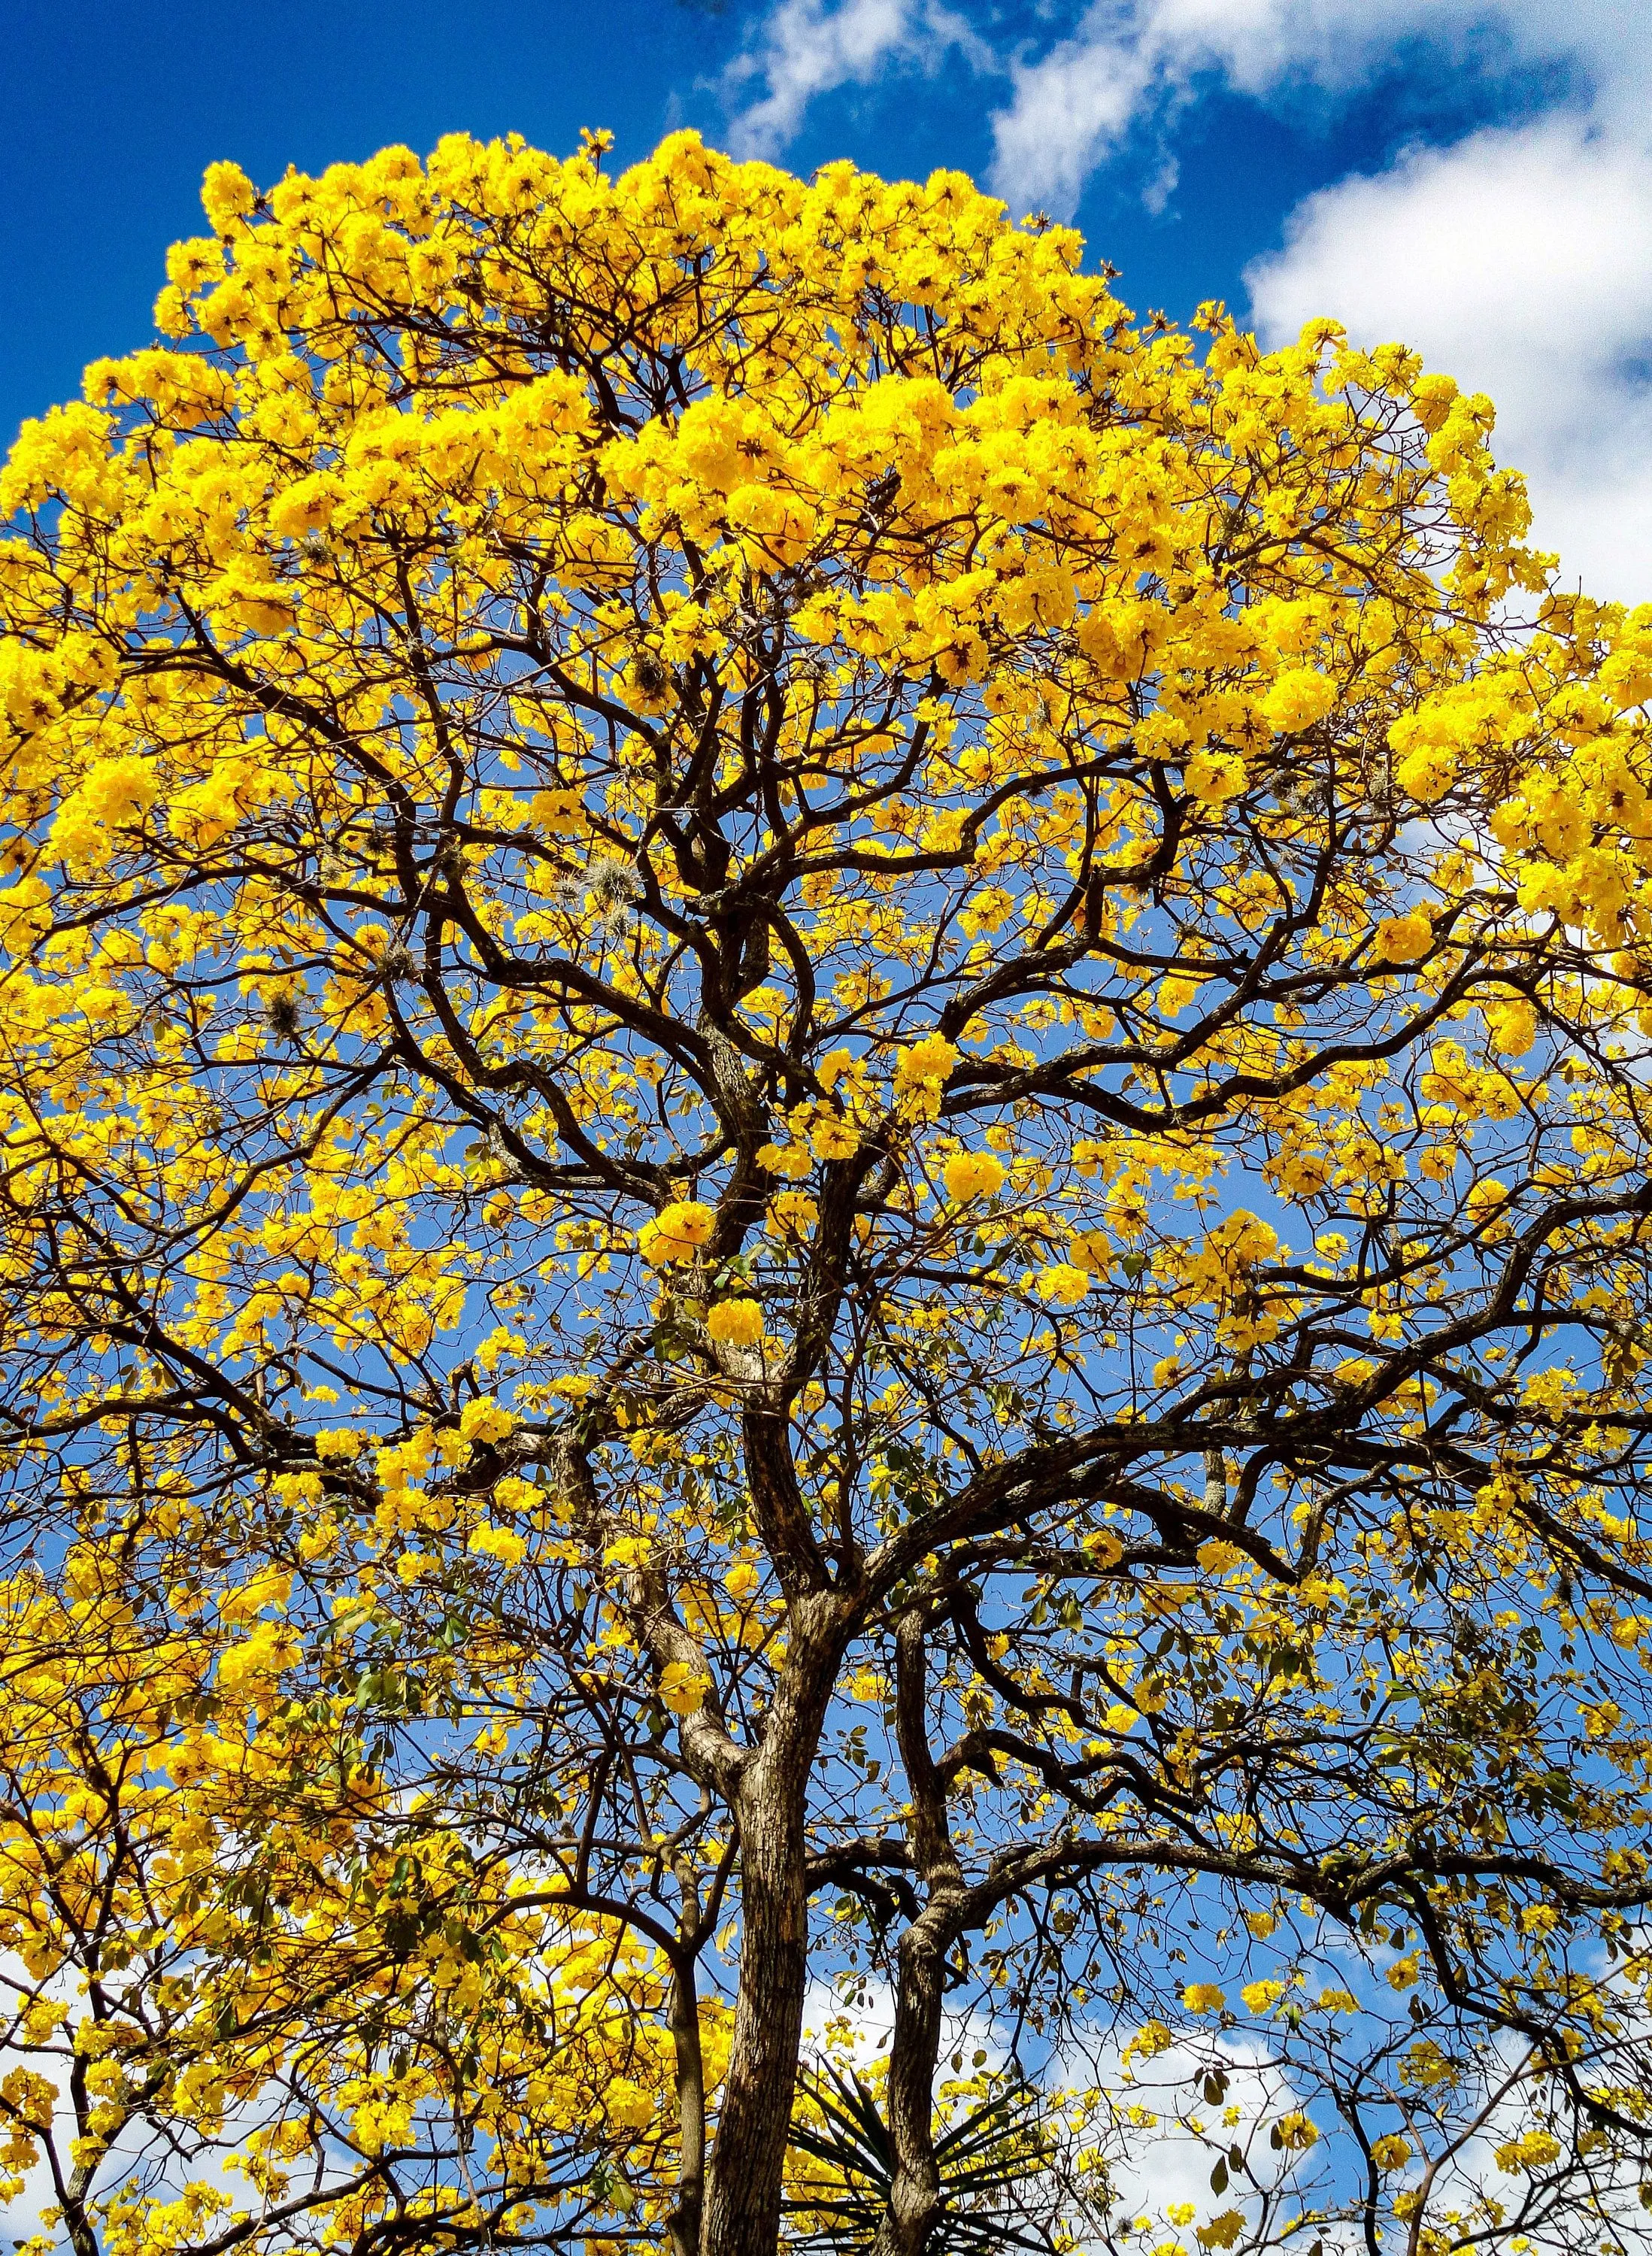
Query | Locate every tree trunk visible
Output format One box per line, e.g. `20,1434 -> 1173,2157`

665,1949 -> 707,2256
701,1592 -> 845,2256
874,1612 -> 968,2256
874,1917 -> 953,2256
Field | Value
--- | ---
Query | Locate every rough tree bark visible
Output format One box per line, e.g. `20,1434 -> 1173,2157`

702,1592 -> 850,2256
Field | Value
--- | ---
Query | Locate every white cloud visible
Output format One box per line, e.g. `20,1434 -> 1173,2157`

723,0 -> 990,160
986,0 -> 1651,218
1080,2029 -> 1296,2225
988,22 -> 1164,223
1246,114 -> 1652,599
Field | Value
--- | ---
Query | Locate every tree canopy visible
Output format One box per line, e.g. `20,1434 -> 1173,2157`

5,124 -> 1652,2256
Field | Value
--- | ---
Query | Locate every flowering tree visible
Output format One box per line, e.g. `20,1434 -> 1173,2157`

5,126 -> 1652,2256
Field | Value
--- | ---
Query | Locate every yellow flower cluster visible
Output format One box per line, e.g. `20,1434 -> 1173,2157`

941,1150 -> 1006,1202
638,1199 -> 717,1266
707,1296 -> 764,1346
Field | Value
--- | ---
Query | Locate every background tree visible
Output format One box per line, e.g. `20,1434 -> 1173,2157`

4,126 -> 1652,2256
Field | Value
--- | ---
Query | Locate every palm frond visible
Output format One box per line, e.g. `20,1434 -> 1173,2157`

783,2060 -> 1056,2255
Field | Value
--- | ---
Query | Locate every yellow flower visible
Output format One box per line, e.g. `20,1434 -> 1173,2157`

893,1033 -> 960,1117
1395,744 -> 1458,804
605,2079 -> 656,2133
468,1524 -> 527,1568
268,472 -> 346,540
765,1191 -> 818,1242
638,1199 -> 717,1266
941,1151 -> 1005,1202
530,787 -> 588,835
1465,1176 -> 1511,1235
1483,996 -> 1536,1056
1196,2212 -> 1244,2251
1184,748 -> 1247,804
1035,1262 -> 1091,1309
1181,1982 -> 1226,2014
759,1138 -> 813,1180
1069,1228 -> 1112,1275
1260,666 -> 1338,735
216,1622 -> 300,1692
1207,1209 -> 1278,1268
80,754 -> 162,825
726,481 -> 817,570
897,1036 -> 959,1084
201,160 -> 257,231
1240,1979 -> 1284,2014
810,1115 -> 860,1162
1371,2134 -> 1412,2172
659,1660 -> 709,1715
1374,909 -> 1432,963
707,1297 -> 763,1346
50,756 -> 162,866
1494,2128 -> 1561,2174
459,1393 -> 516,1444
1275,2111 -> 1318,2151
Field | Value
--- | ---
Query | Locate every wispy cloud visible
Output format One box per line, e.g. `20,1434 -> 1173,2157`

984,0 -> 1650,219
988,17 -> 1167,222
721,0 -> 993,160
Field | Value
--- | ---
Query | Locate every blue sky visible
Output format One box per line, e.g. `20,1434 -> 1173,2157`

7,0 -> 1651,596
